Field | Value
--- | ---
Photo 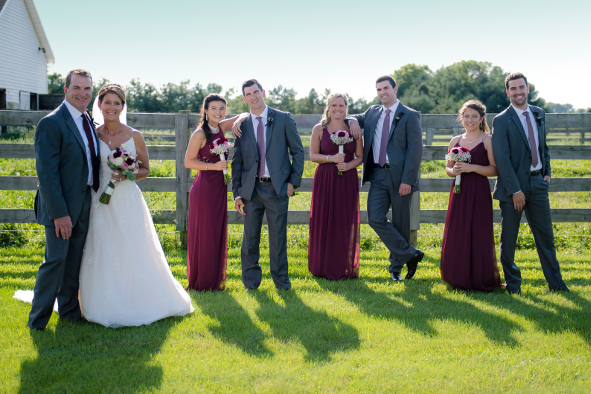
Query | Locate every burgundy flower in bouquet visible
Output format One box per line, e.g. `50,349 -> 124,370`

445,146 -> 471,194
330,130 -> 353,175
99,143 -> 141,204
210,136 -> 231,184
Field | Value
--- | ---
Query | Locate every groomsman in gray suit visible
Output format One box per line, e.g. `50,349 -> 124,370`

492,72 -> 569,294
28,69 -> 99,330
231,79 -> 304,290
348,75 -> 424,281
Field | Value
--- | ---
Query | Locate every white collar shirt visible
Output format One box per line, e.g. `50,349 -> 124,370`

64,100 -> 98,185
512,104 -> 542,171
373,100 -> 400,165
250,105 -> 270,177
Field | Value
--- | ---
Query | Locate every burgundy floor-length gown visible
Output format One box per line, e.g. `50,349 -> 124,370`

187,128 -> 227,291
308,128 -> 360,280
440,141 -> 501,291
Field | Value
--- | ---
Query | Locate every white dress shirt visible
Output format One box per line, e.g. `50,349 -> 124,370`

512,104 -> 543,171
372,100 -> 400,165
251,105 -> 270,177
64,100 -> 98,186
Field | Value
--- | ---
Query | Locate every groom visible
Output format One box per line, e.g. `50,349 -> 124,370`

492,72 -> 569,294
347,75 -> 424,281
28,69 -> 99,330
231,79 -> 304,290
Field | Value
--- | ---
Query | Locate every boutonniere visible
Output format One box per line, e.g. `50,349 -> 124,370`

394,112 -> 405,126
85,109 -> 98,126
533,111 -> 544,126
267,115 -> 273,127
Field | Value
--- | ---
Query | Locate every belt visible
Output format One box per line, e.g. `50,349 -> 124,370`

255,176 -> 272,182
529,170 -> 542,176
374,163 -> 391,169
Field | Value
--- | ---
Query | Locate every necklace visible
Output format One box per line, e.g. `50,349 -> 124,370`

463,132 -> 482,143
208,123 -> 219,131
104,123 -> 118,145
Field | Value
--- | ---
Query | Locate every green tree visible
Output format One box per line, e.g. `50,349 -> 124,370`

267,85 -> 297,112
47,72 -> 64,94
126,79 -> 160,112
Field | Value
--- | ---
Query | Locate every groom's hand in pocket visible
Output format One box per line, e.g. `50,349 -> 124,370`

54,216 -> 72,239
235,198 -> 246,216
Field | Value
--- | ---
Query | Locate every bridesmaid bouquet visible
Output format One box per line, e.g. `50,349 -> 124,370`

99,144 -> 141,204
445,147 -> 471,194
210,137 -> 231,184
330,130 -> 353,175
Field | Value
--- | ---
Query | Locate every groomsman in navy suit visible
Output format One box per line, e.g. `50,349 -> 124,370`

348,76 -> 424,281
492,72 -> 569,294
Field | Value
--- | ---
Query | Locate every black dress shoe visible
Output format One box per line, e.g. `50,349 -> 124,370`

391,272 -> 404,282
405,250 -> 424,280
29,326 -> 45,331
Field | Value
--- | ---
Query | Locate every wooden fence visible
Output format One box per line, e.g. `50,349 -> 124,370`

1,110 -> 590,246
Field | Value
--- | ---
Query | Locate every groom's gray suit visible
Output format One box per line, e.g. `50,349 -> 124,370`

348,102 -> 423,274
492,105 -> 568,293
28,102 -> 98,329
231,106 -> 304,289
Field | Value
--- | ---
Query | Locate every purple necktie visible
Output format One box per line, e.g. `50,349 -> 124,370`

523,111 -> 539,168
81,114 -> 100,192
256,116 -> 265,177
378,109 -> 391,166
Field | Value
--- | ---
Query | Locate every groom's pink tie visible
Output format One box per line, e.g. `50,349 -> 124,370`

378,109 -> 391,167
523,111 -> 539,168
256,116 -> 266,177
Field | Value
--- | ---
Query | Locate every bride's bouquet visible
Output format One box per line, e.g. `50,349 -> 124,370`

210,136 -> 231,184
330,130 -> 353,175
445,146 -> 471,194
99,144 -> 141,204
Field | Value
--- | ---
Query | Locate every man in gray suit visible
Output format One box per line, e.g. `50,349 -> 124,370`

28,69 -> 99,330
348,75 -> 424,281
232,79 -> 304,290
492,72 -> 569,294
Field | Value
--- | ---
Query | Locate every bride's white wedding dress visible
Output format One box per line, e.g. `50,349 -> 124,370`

15,132 -> 194,327
79,133 -> 194,327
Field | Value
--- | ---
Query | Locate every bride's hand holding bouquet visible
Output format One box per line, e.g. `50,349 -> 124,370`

99,144 -> 141,204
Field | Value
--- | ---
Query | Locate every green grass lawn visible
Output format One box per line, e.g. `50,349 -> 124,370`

2,245 -> 591,393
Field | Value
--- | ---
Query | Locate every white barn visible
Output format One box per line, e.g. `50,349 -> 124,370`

0,0 -> 54,110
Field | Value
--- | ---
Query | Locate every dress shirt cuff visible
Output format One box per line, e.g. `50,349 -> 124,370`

234,196 -> 242,201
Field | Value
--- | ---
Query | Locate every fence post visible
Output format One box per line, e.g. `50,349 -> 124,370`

581,128 -> 585,145
175,110 -> 191,246
426,128 -> 434,145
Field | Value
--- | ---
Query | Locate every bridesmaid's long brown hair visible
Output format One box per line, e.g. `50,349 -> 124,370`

198,94 -> 227,145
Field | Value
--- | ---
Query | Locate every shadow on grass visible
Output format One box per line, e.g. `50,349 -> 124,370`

19,317 -> 179,393
252,289 -> 360,363
317,277 -> 522,346
191,291 -> 273,358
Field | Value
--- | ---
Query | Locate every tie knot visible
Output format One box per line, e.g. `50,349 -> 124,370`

523,111 -> 530,118
385,109 -> 391,114
257,116 -> 262,121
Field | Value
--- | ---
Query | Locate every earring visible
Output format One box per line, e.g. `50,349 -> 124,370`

205,114 -> 208,121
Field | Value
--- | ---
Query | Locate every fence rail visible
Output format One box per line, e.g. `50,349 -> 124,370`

1,110 -> 590,246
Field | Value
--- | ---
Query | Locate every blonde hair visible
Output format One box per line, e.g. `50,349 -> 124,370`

320,93 -> 349,128
98,83 -> 126,105
457,99 -> 489,133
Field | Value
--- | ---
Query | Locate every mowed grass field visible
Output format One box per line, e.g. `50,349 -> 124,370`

1,130 -> 590,393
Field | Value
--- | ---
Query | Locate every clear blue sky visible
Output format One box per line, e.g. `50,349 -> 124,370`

35,0 -> 591,108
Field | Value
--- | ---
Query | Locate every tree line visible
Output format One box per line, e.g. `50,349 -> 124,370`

47,61 -> 590,114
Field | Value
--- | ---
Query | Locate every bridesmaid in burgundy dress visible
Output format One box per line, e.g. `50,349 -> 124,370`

184,94 -> 246,291
440,100 -> 502,291
308,93 -> 363,280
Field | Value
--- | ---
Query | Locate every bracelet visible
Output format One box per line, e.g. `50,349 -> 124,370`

205,163 -> 208,170
326,155 -> 330,163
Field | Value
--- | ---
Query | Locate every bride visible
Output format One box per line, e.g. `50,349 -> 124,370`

15,83 -> 194,327
78,83 -> 194,327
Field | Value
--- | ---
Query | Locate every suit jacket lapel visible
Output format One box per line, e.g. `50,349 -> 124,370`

242,114 -> 258,154
508,106 -> 530,149
388,103 -> 405,140
61,104 -> 86,152
265,107 -> 274,153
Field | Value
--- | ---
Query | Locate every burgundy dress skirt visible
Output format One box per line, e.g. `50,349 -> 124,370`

186,129 -> 227,291
308,128 -> 360,280
440,141 -> 501,291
